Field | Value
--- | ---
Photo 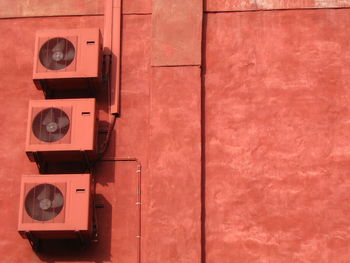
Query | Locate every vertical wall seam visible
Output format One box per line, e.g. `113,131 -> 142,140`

200,2 -> 206,262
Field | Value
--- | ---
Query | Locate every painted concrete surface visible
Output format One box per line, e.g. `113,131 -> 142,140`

0,0 -> 105,18
0,0 -> 151,18
204,8 -> 350,262
148,66 -> 202,263
123,0 -> 152,14
0,14 -> 150,262
117,14 -> 152,262
0,8 -> 200,263
2,1 -> 350,263
152,0 -> 202,66
206,0 -> 350,12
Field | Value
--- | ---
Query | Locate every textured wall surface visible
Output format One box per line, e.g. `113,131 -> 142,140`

0,0 -> 200,261
0,0 -> 151,18
2,0 -> 350,262
0,12 -> 151,263
0,0 -> 105,18
206,0 -> 350,11
147,66 -> 202,262
152,0 -> 202,66
123,0 -> 152,14
204,8 -> 350,262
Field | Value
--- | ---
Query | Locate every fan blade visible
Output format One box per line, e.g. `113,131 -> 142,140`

42,109 -> 54,125
49,59 -> 61,71
25,196 -> 37,215
64,48 -> 75,61
51,38 -> 65,52
50,133 -> 63,142
36,187 -> 49,201
56,59 -> 67,66
51,193 -> 64,208
41,52 -> 51,68
26,206 -> 36,218
41,210 -> 57,221
57,116 -> 69,129
39,132 -> 50,142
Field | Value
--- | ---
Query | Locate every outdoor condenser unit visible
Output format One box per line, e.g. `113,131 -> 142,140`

18,174 -> 92,240
32,28 -> 102,94
25,98 -> 97,163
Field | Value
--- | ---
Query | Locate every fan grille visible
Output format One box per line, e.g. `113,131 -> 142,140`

39,37 -> 75,70
25,184 -> 64,222
32,107 -> 70,143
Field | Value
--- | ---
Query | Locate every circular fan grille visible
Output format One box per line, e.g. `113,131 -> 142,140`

32,108 -> 70,143
25,184 -> 64,222
39,37 -> 75,70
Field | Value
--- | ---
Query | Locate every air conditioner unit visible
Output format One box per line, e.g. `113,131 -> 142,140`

32,28 -> 102,95
25,98 -> 97,164
18,174 -> 92,240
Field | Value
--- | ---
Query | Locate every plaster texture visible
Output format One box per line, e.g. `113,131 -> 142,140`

1,0 -> 350,262
123,0 -> 152,14
0,0 -> 151,18
147,66 -> 202,263
0,0 -> 104,18
152,0 -> 202,66
0,13 -> 152,263
206,0 -> 350,12
204,8 -> 350,262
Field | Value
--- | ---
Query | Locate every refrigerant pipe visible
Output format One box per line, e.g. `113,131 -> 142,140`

99,2 -> 141,262
103,0 -> 121,116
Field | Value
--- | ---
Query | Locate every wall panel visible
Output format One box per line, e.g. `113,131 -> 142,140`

0,13 -> 152,263
147,66 -> 202,263
0,0 -> 152,18
152,0 -> 202,66
206,0 -> 350,12
0,0 -> 104,18
204,8 -> 350,262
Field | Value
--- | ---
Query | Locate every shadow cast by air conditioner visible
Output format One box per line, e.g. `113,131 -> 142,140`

36,194 -> 112,263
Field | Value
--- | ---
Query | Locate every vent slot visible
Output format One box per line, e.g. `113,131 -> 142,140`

86,41 -> 95,45
76,189 -> 85,193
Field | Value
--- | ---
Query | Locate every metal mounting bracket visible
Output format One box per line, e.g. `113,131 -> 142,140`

25,232 -> 41,252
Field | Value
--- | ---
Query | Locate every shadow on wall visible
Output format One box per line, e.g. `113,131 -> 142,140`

31,119 -> 116,175
36,194 -> 112,263
33,129 -> 117,262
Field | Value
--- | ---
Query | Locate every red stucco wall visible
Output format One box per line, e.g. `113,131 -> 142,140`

1,1 -> 350,262
204,8 -> 350,262
0,14 -> 150,262
0,0 -> 151,18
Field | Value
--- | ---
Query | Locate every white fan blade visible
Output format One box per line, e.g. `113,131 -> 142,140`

57,116 -> 69,128
64,49 -> 75,61
41,54 -> 51,67
49,133 -> 61,142
36,187 -> 48,201
52,39 -> 65,52
51,193 -> 64,208
42,109 -> 53,125
42,210 -> 57,221
40,132 -> 50,142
